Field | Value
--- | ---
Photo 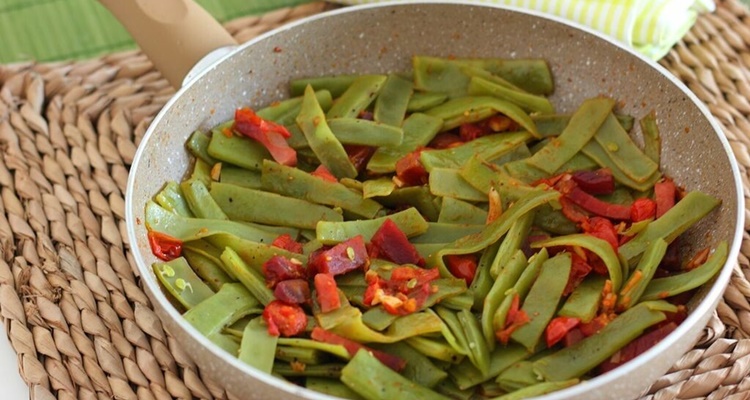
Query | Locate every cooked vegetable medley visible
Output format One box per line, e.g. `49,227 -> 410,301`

145,55 -> 727,399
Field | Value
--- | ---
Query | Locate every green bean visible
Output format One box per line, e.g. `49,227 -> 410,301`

532,234 -> 623,291
617,238 -> 668,309
438,197 -> 488,224
219,165 -> 262,189
457,309 -> 491,375
154,181 -> 193,217
430,189 -> 559,278
531,113 -> 635,138
183,245 -> 234,291
483,251 -> 528,348
510,253 -> 571,351
361,177 -> 395,199
407,92 -> 448,112
618,191 -> 722,266
316,207 -> 428,244
277,338 -> 350,360
425,96 -> 537,134
492,251 -> 548,334
420,131 -> 533,171
274,362 -> 345,378
449,343 -> 529,390
180,179 -> 228,220
220,247 -> 275,305
184,282 -> 261,341
502,159 -> 548,184
327,118 -> 404,147
496,361 -> 542,392
186,130 -> 219,165
210,182 -> 342,230
640,110 -> 661,164
368,113 -> 443,173
153,257 -> 215,310
405,336 -> 465,363
467,75 -> 554,114
491,379 -> 579,400
526,97 -> 615,174
275,346 -> 328,365
209,233 -> 306,272
370,342 -> 448,388
373,186 -> 441,222
429,168 -> 488,202
145,201 -> 281,244
471,242 -> 502,311
261,160 -> 382,219
374,74 -> 414,127
559,275 -> 606,323
305,378 -> 365,399
533,204 -> 579,235
491,211 -> 536,277
327,75 -> 387,119
341,350 -> 450,400
414,243 -> 449,259
533,301 -> 669,381
641,241 -> 728,301
441,290 -> 476,310
238,317 -> 277,373
256,90 -> 333,126
290,74 -> 363,97
297,85 -> 358,179
434,379 -> 474,400
593,114 -> 659,183
459,154 -> 531,196
581,139 -> 659,192
189,158 -> 212,188
207,128 -> 270,171
435,306 -> 472,357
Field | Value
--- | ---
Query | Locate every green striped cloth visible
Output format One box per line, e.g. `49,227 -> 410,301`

336,0 -> 716,60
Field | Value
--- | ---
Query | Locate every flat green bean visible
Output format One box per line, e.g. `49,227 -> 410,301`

371,342 -> 448,388
368,113 -> 443,173
531,113 -> 635,138
256,90 -> 333,126
467,75 -> 554,114
306,378 -> 365,399
438,197 -> 488,224
458,308 -> 491,375
373,186 -> 441,222
425,96 -> 537,134
640,110 -> 661,164
496,361 -> 542,392
429,168 -> 488,202
593,113 -> 659,183
316,207 -> 428,244
420,131 -> 533,171
274,362 -> 345,378
471,242 -> 502,311
581,139 -> 659,192
181,179 -> 228,220
407,92 -> 448,112
491,379 -> 579,400
220,247 -> 275,306
239,317 -> 277,373
482,250 -> 527,349
618,238 -> 668,309
374,74 -> 413,127
219,165 -> 262,189
153,257 -> 215,309
184,282 -> 261,342
207,128 -> 270,171
154,181 -> 193,217
290,74 -> 363,97
327,75 -> 387,119
491,211 -> 535,277
327,118 -> 404,147
405,336 -> 465,363
186,130 -> 219,165
558,275 -> 606,323
209,233 -> 307,272
183,245 -> 234,291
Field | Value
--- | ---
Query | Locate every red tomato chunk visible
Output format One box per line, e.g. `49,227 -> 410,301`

271,234 -> 304,254
571,169 -> 615,195
445,254 -> 478,285
309,236 -> 369,276
545,316 -> 581,348
314,273 -> 341,313
369,219 -> 424,266
233,107 -> 297,167
273,279 -> 310,305
262,300 -> 307,337
263,255 -> 306,288
148,231 -> 183,261
395,149 -> 429,187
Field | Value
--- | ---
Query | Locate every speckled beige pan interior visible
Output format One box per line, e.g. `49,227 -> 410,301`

125,2 -> 744,399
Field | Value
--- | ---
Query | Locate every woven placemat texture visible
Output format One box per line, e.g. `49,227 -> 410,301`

0,1 -> 749,399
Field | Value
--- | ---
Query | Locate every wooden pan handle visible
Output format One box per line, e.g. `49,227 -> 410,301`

98,0 -> 237,88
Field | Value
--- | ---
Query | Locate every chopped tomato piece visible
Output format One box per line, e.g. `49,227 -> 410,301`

314,273 -> 341,312
310,165 -> 338,183
271,234 -> 304,254
262,300 -> 307,337
459,122 -> 491,141
654,179 -> 677,218
345,145 -> 375,175
579,313 -> 612,337
564,253 -> 593,296
388,266 -> 440,293
309,236 -> 369,276
571,169 -> 615,195
545,316 -> 581,348
273,279 -> 310,304
559,196 -> 589,224
566,186 -> 631,220
233,107 -> 297,166
495,293 -> 529,345
428,132 -> 464,149
370,219 -> 424,266
311,327 -> 406,371
395,149 -> 429,187
444,254 -> 478,285
631,198 -> 656,222
147,231 -> 183,261
358,110 -> 374,121
599,322 -> 678,373
263,255 -> 306,288
563,328 -> 585,347
363,267 -> 439,315
582,216 -> 619,251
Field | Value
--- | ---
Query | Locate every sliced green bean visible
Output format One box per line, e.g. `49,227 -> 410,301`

370,342 -> 448,388
420,131 -> 533,171
374,74 -> 413,127
327,75 -> 387,119
297,85 -> 358,179
184,283 -> 261,340
471,242 -> 502,311
219,165 -> 262,189
210,182 -> 342,230
306,378 -> 365,399
183,245 -> 234,291
491,379 -> 579,400
373,185 -> 441,222
429,168 -> 488,202
559,275 -> 606,323
533,204 -> 579,235
532,113 -> 634,138
467,75 -> 554,114
405,336 -> 465,363
640,110 -> 661,164
220,247 -> 275,305
618,191 -> 722,266
274,362 -> 345,378
581,139 -> 659,192
189,158 -> 212,187
593,113 -> 659,183
261,160 -> 382,219
617,238 -> 668,309
186,130 -> 219,165
209,233 -> 306,272
207,128 -> 270,171
341,350 -> 450,400
316,207 -> 428,244
496,361 -> 542,392
153,257 -> 215,310
457,309 -> 491,375
491,211 -> 536,277
510,253 -> 571,351
407,92 -> 448,112
368,113 -> 443,173
434,379 -> 474,400
482,250 -> 527,349
239,317 -> 277,374
526,97 -> 615,174
256,90 -> 333,126
425,96 -> 537,134
533,301 -> 669,381
277,338 -> 350,360
531,234 -> 623,291
180,179 -> 228,220
438,197 -> 488,224
641,241 -> 728,301
276,346 -> 328,365
328,118 -> 404,147
435,306 -> 471,358
290,74 -> 363,97
449,343 -> 529,390
154,181 -> 193,217
361,177 -> 395,199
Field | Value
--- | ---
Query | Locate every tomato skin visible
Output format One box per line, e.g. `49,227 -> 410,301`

314,273 -> 341,313
262,300 -> 307,337
233,107 -> 297,166
545,316 -> 581,348
582,216 -> 620,251
271,234 -> 304,254
345,145 -> 375,174
395,149 -> 429,187
564,253 -> 593,296
273,279 -> 310,304
571,169 -> 615,195
495,293 -> 530,345
631,198 -> 656,222
148,231 -> 183,261
444,254 -> 478,285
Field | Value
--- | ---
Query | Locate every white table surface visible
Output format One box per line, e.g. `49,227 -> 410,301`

0,322 -> 31,399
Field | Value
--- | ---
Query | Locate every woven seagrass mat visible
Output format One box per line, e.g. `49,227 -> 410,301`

1,1 -> 750,399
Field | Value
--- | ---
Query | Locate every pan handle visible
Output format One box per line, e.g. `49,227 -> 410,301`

98,0 -> 238,88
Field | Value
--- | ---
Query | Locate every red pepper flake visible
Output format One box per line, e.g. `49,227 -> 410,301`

262,300 -> 307,337
273,46 -> 283,53
147,231 -> 183,261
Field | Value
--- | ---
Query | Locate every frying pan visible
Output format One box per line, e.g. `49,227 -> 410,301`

104,0 -> 745,398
